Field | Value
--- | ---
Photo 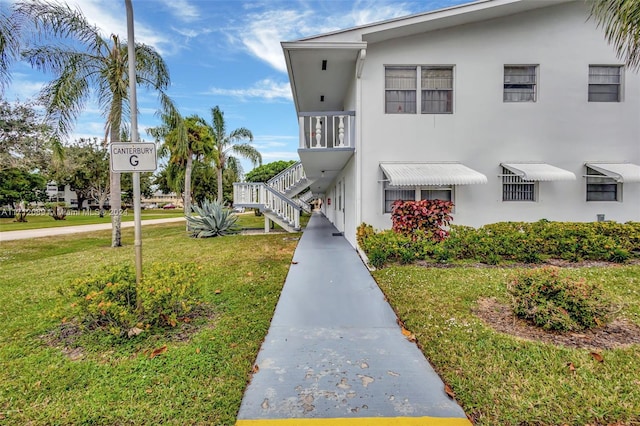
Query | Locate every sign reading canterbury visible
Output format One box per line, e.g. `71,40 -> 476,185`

110,142 -> 157,172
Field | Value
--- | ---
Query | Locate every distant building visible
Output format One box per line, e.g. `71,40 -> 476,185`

45,182 -> 98,209
141,191 -> 183,208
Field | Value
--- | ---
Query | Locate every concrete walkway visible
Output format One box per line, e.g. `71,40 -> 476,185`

237,213 -> 470,425
0,217 -> 185,242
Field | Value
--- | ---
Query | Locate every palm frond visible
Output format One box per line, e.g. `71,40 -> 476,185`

39,59 -> 91,137
590,0 -> 640,70
229,127 -> 253,143
231,143 -> 262,167
0,8 -> 22,92
132,43 -> 170,90
15,0 -> 105,50
211,106 -> 226,143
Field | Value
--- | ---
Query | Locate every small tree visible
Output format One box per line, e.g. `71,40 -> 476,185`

0,168 -> 47,221
245,160 -> 297,183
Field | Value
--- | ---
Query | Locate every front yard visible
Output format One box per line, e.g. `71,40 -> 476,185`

375,265 -> 640,425
1,220 -> 638,425
0,223 -> 298,425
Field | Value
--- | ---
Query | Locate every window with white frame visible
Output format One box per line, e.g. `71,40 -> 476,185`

502,167 -> 536,201
384,186 -> 414,213
385,66 -> 417,114
504,65 -> 537,102
385,66 -> 454,114
421,67 -> 453,113
588,65 -> 622,102
420,188 -> 452,202
586,166 -> 619,201
383,175 -> 454,213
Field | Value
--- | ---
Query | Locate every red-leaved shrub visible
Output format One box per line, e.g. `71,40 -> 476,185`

391,199 -> 454,241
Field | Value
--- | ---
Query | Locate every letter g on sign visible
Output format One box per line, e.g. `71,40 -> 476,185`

129,155 -> 139,166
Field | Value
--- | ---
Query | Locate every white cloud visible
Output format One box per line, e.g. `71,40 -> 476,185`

3,78 -> 44,101
260,151 -> 300,161
229,1 -> 418,73
253,134 -> 297,149
157,0 -> 201,23
204,79 -> 292,102
63,0 -> 175,56
236,9 -> 310,73
349,1 -> 415,26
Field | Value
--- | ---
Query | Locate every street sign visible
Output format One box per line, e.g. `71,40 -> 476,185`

110,142 -> 157,172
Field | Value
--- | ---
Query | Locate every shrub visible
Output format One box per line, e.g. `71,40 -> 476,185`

356,223 -> 375,248
391,199 -> 454,241
186,199 -> 239,238
70,262 -> 202,337
357,220 -> 640,268
49,202 -> 67,220
507,267 -> 614,332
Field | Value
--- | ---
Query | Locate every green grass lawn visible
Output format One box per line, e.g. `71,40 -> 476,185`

374,265 -> 640,425
0,208 -> 184,231
0,223 -> 299,425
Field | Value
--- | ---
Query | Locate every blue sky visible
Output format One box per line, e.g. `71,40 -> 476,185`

4,0 -> 471,173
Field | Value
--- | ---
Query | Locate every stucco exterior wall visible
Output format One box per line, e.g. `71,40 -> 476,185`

323,156 -> 358,246
354,1 -> 639,232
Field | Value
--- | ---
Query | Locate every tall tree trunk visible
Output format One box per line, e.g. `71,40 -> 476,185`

110,124 -> 122,247
217,164 -> 223,203
184,154 -> 193,215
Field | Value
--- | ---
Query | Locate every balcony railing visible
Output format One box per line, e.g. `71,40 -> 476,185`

299,111 -> 355,149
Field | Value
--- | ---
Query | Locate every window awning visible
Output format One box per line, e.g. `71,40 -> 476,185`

380,163 -> 487,186
585,163 -> 640,183
501,163 -> 576,181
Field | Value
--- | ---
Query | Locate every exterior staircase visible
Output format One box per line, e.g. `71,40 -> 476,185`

233,162 -> 314,232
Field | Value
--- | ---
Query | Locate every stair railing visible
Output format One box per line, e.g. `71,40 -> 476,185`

267,162 -> 306,194
233,182 -> 301,230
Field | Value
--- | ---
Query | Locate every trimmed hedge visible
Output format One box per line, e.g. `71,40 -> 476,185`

357,220 -> 640,268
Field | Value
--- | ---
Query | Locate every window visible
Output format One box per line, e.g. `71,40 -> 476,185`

420,188 -> 452,202
586,166 -> 619,201
588,65 -> 622,102
385,66 -> 454,114
384,186 -> 414,213
383,174 -> 454,213
421,67 -> 453,113
385,66 -> 416,114
504,65 -> 537,102
502,167 -> 536,201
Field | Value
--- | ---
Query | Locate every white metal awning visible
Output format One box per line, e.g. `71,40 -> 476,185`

380,162 -> 488,186
585,163 -> 640,183
501,163 -> 576,181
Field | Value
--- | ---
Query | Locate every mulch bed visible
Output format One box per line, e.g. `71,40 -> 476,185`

474,297 -> 640,350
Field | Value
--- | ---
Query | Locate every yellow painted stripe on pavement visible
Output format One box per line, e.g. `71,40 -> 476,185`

237,417 -> 472,425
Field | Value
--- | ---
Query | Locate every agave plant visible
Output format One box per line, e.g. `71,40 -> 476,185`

186,199 -> 240,238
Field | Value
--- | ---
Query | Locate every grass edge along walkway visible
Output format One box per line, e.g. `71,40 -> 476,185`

236,417 -> 471,425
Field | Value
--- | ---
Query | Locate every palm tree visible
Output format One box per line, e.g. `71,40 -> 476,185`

590,0 -> 640,71
149,113 -> 213,216
207,106 -> 262,203
17,0 -> 171,247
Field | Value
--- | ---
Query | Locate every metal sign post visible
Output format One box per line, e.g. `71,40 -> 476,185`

125,0 -> 144,292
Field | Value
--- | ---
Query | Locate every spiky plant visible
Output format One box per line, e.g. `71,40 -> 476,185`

186,199 -> 239,238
